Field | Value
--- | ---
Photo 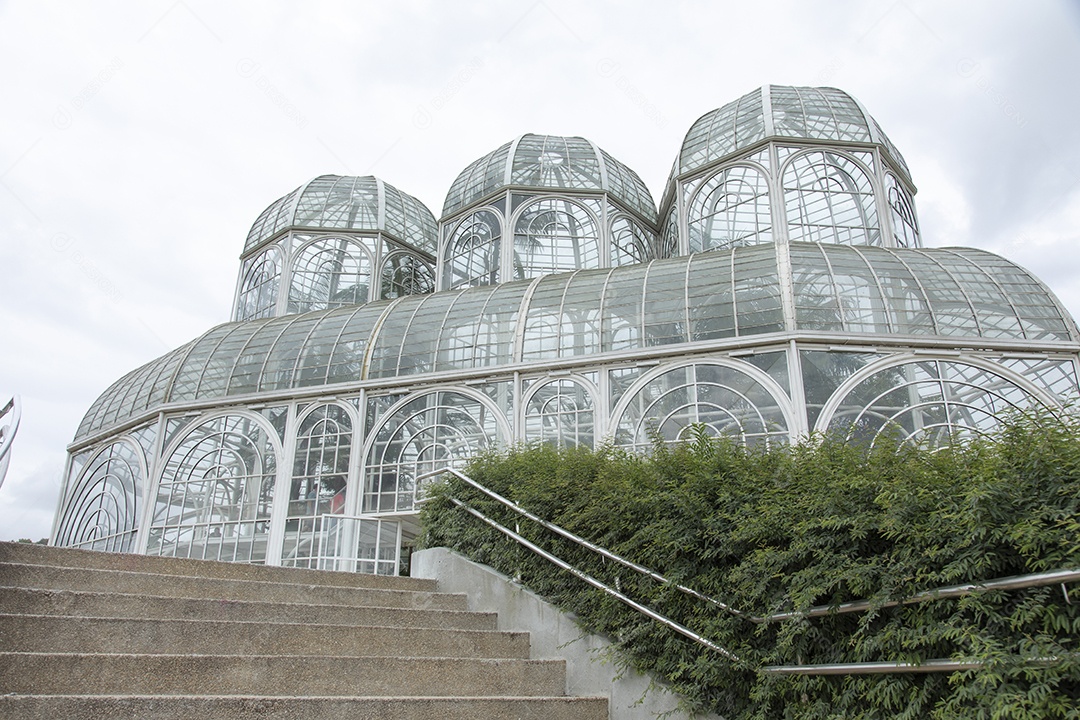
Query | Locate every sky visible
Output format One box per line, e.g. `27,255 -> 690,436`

1,1 -> 1079,541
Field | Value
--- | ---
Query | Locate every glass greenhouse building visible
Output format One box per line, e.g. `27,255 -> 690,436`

52,86 -> 1080,574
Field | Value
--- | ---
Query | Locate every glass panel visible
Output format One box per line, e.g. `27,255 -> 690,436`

287,236 -> 373,313
610,214 -> 654,267
799,349 -> 881,430
235,247 -> 282,321
147,415 -> 277,564
54,440 -> 142,553
443,209 -> 502,289
524,379 -> 595,448
687,165 -> 772,252
363,391 -> 503,514
783,151 -> 880,246
615,363 -> 789,450
380,252 -> 434,300
281,405 -> 352,567
512,198 -> 601,279
824,360 -> 1046,447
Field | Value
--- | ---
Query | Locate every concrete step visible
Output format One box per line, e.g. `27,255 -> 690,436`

0,694 -> 610,720
0,587 -> 497,630
0,542 -> 435,592
0,615 -> 529,658
0,653 -> 569,697
0,562 -> 467,610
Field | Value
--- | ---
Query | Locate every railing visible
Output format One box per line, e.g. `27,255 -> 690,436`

0,395 -> 21,489
420,467 -> 1078,676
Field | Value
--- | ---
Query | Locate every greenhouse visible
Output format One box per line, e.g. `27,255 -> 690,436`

52,85 -> 1080,574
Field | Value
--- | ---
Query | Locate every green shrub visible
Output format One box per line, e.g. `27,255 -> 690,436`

420,413 -> 1080,718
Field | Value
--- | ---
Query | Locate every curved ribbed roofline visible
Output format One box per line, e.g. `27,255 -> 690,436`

441,133 -> 658,223
75,244 -> 1078,444
672,85 -> 911,186
243,175 -> 438,256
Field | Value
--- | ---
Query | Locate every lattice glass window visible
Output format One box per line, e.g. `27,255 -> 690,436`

524,379 -> 595,448
610,215 -> 653,267
885,174 -> 920,248
823,360 -> 1045,446
287,237 -> 372,313
615,363 -> 789,450
687,165 -> 772,252
281,405 -> 352,568
513,198 -> 600,279
54,440 -> 142,553
444,210 -> 502,289
363,392 -> 502,514
147,415 -> 278,564
380,252 -> 434,300
235,247 -> 282,321
783,151 -> 880,245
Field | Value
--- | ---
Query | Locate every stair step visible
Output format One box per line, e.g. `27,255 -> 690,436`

0,542 -> 435,592
0,653 -> 569,697
0,694 -> 609,720
0,587 -> 497,630
0,562 -> 467,610
0,615 -> 529,658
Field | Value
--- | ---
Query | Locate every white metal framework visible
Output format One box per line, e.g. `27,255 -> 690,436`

0,395 -> 20,489
54,86 -> 1080,573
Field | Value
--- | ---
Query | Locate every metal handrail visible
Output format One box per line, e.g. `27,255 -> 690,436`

420,466 -> 1079,675
449,496 -> 741,662
0,395 -> 21,488
416,467 -> 754,620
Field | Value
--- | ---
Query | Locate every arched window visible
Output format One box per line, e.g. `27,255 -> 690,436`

380,252 -> 434,300
54,440 -> 142,553
235,247 -> 282,321
147,414 -> 278,564
614,363 -> 789,450
444,210 -> 502,289
364,391 -> 503,514
287,237 -> 372,313
281,405 -> 352,568
513,198 -> 600,279
610,215 -> 653,267
524,379 -> 595,448
884,173 -> 920,248
821,360 -> 1047,447
687,165 -> 772,252
783,151 -> 880,245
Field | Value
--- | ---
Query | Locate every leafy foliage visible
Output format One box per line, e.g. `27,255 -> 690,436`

420,413 -> 1080,718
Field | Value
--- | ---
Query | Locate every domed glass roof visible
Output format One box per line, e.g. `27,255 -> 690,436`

442,134 -> 657,222
676,85 -> 910,179
244,175 -> 438,255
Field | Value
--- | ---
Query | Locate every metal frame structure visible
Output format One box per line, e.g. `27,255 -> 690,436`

52,85 -> 1080,573
0,395 -> 21,489
432,466 -> 1078,676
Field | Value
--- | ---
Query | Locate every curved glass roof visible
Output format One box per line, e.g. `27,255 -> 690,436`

676,85 -> 910,179
442,134 -> 657,223
75,245 -> 1076,442
244,175 -> 438,256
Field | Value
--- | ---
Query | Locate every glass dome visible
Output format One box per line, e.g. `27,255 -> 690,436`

676,85 -> 910,180
442,134 -> 657,222
244,175 -> 438,256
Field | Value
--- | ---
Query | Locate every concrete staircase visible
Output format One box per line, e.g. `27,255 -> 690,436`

0,541 -> 608,719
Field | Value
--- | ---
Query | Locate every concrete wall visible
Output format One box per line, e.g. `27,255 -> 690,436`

412,547 -> 722,720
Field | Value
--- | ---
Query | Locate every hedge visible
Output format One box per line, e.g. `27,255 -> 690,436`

420,413 -> 1080,718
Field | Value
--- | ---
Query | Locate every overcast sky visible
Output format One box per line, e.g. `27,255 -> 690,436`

2,1 -> 1079,541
